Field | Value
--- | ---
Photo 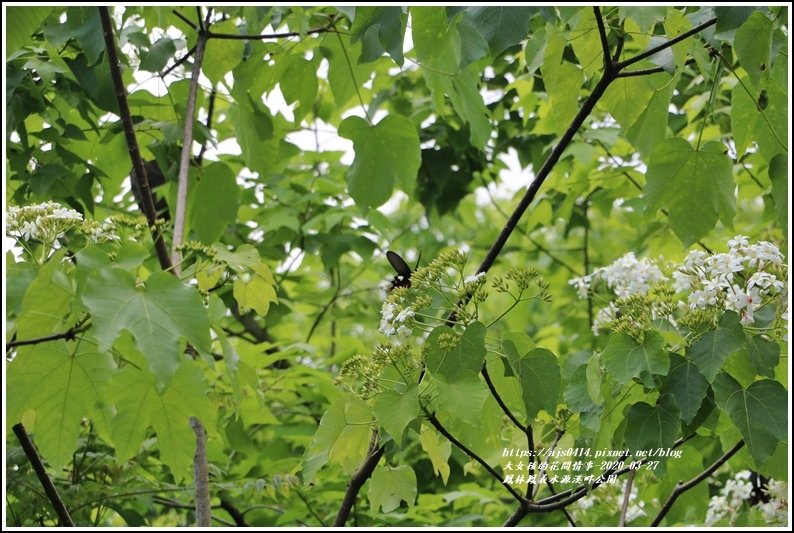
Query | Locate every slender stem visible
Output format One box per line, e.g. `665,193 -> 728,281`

618,469 -> 636,526
617,57 -> 697,78
171,27 -> 208,274
208,20 -> 336,41
6,323 -> 89,350
13,424 -> 75,527
336,30 -> 371,124
425,411 -> 525,504
651,440 -> 745,526
616,18 -> 717,70
481,365 -> 528,433
593,7 -> 612,71
333,438 -> 384,526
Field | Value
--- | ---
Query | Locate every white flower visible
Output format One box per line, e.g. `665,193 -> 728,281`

727,235 -> 749,250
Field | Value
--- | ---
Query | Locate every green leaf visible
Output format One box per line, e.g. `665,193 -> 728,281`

188,162 -> 240,243
139,37 -> 176,72
350,7 -> 406,65
419,425 -> 451,484
81,269 -> 211,385
602,331 -> 669,385
203,20 -> 244,84
455,14 -> 490,67
713,373 -> 787,466
303,396 -> 373,483
769,154 -> 788,233
105,361 -> 215,480
15,255 -> 74,340
660,353 -> 710,424
513,348 -> 561,421
425,322 -> 487,380
626,73 -> 675,157
280,56 -> 318,122
619,6 -> 667,33
745,335 -> 780,379
714,6 -> 756,35
687,311 -> 745,382
67,7 -> 104,66
564,364 -> 599,412
233,262 -> 278,316
433,373 -> 489,426
463,7 -> 534,58
643,138 -> 735,246
570,9 -> 604,79
323,33 -> 372,109
6,7 -> 52,56
229,98 -> 274,176
372,385 -> 420,444
7,342 -> 116,469
601,75 -> 656,132
733,11 -> 772,87
624,394 -> 681,455
537,26 -> 583,135
367,465 -> 417,513
731,76 -> 787,163
339,114 -> 420,208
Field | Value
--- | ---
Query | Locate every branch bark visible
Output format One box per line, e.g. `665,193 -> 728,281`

99,7 -> 172,272
13,424 -> 75,526
333,439 -> 385,526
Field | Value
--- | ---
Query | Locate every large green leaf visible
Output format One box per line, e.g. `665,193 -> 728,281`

769,154 -> 788,233
624,394 -> 681,455
339,115 -> 421,208
601,74 -> 657,134
303,396 -> 373,483
713,373 -> 787,466
733,11 -> 772,87
81,269 -> 211,385
188,162 -> 240,243
643,138 -> 735,246
372,385 -> 420,444
731,76 -> 788,162
619,6 -> 668,33
229,98 -> 274,177
7,342 -> 116,469
139,37 -> 176,73
105,361 -> 215,480
350,6 -> 406,65
280,56 -> 318,122
367,465 -> 417,513
512,348 -> 561,421
687,311 -> 745,382
6,7 -> 52,56
66,7 -> 104,66
425,322 -> 487,380
602,331 -> 669,385
15,254 -> 73,340
660,353 -> 710,424
203,20 -> 245,84
536,25 -> 582,135
463,6 -> 534,58
323,33 -> 372,109
433,373 -> 489,426
626,73 -> 676,157
746,334 -> 780,378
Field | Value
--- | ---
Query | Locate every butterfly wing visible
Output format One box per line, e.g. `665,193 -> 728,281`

386,250 -> 412,290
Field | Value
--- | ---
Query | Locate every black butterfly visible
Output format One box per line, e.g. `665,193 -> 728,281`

386,250 -> 413,291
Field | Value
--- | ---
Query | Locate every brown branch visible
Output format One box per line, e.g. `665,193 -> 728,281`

617,57 -> 697,78
593,7 -> 612,72
208,20 -> 337,41
617,18 -> 717,70
172,9 -> 197,30
6,322 -> 89,350
650,440 -> 745,526
196,87 -> 217,165
333,439 -> 384,526
162,44 -> 197,77
424,411 -> 525,504
218,497 -> 248,527
99,7 -> 172,272
191,417 -> 211,526
13,424 -> 75,526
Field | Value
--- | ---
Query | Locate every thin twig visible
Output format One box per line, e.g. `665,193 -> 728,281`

208,19 -> 337,41
171,25 -> 208,273
617,57 -> 697,78
424,411 -> 525,504
616,18 -> 717,70
13,424 -> 75,527
99,7 -> 172,271
618,469 -> 636,526
162,44 -> 197,78
172,9 -> 197,29
6,323 -> 89,350
593,7 -> 612,72
651,440 -> 745,526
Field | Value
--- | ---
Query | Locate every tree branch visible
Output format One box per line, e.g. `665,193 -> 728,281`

593,7 -> 612,72
617,57 -> 697,78
333,437 -> 384,526
650,440 -> 745,526
171,22 -> 209,274
424,411 -> 525,504
190,417 -> 211,526
6,321 -> 89,350
99,7 -> 172,272
218,497 -> 248,527
616,17 -> 717,70
207,19 -> 337,41
13,424 -> 75,527
618,469 -> 636,526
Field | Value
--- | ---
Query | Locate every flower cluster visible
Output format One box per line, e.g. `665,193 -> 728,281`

570,237 -> 788,336
379,300 -> 416,342
705,470 -> 787,526
6,202 -> 83,245
575,478 -> 649,524
675,236 -> 787,326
